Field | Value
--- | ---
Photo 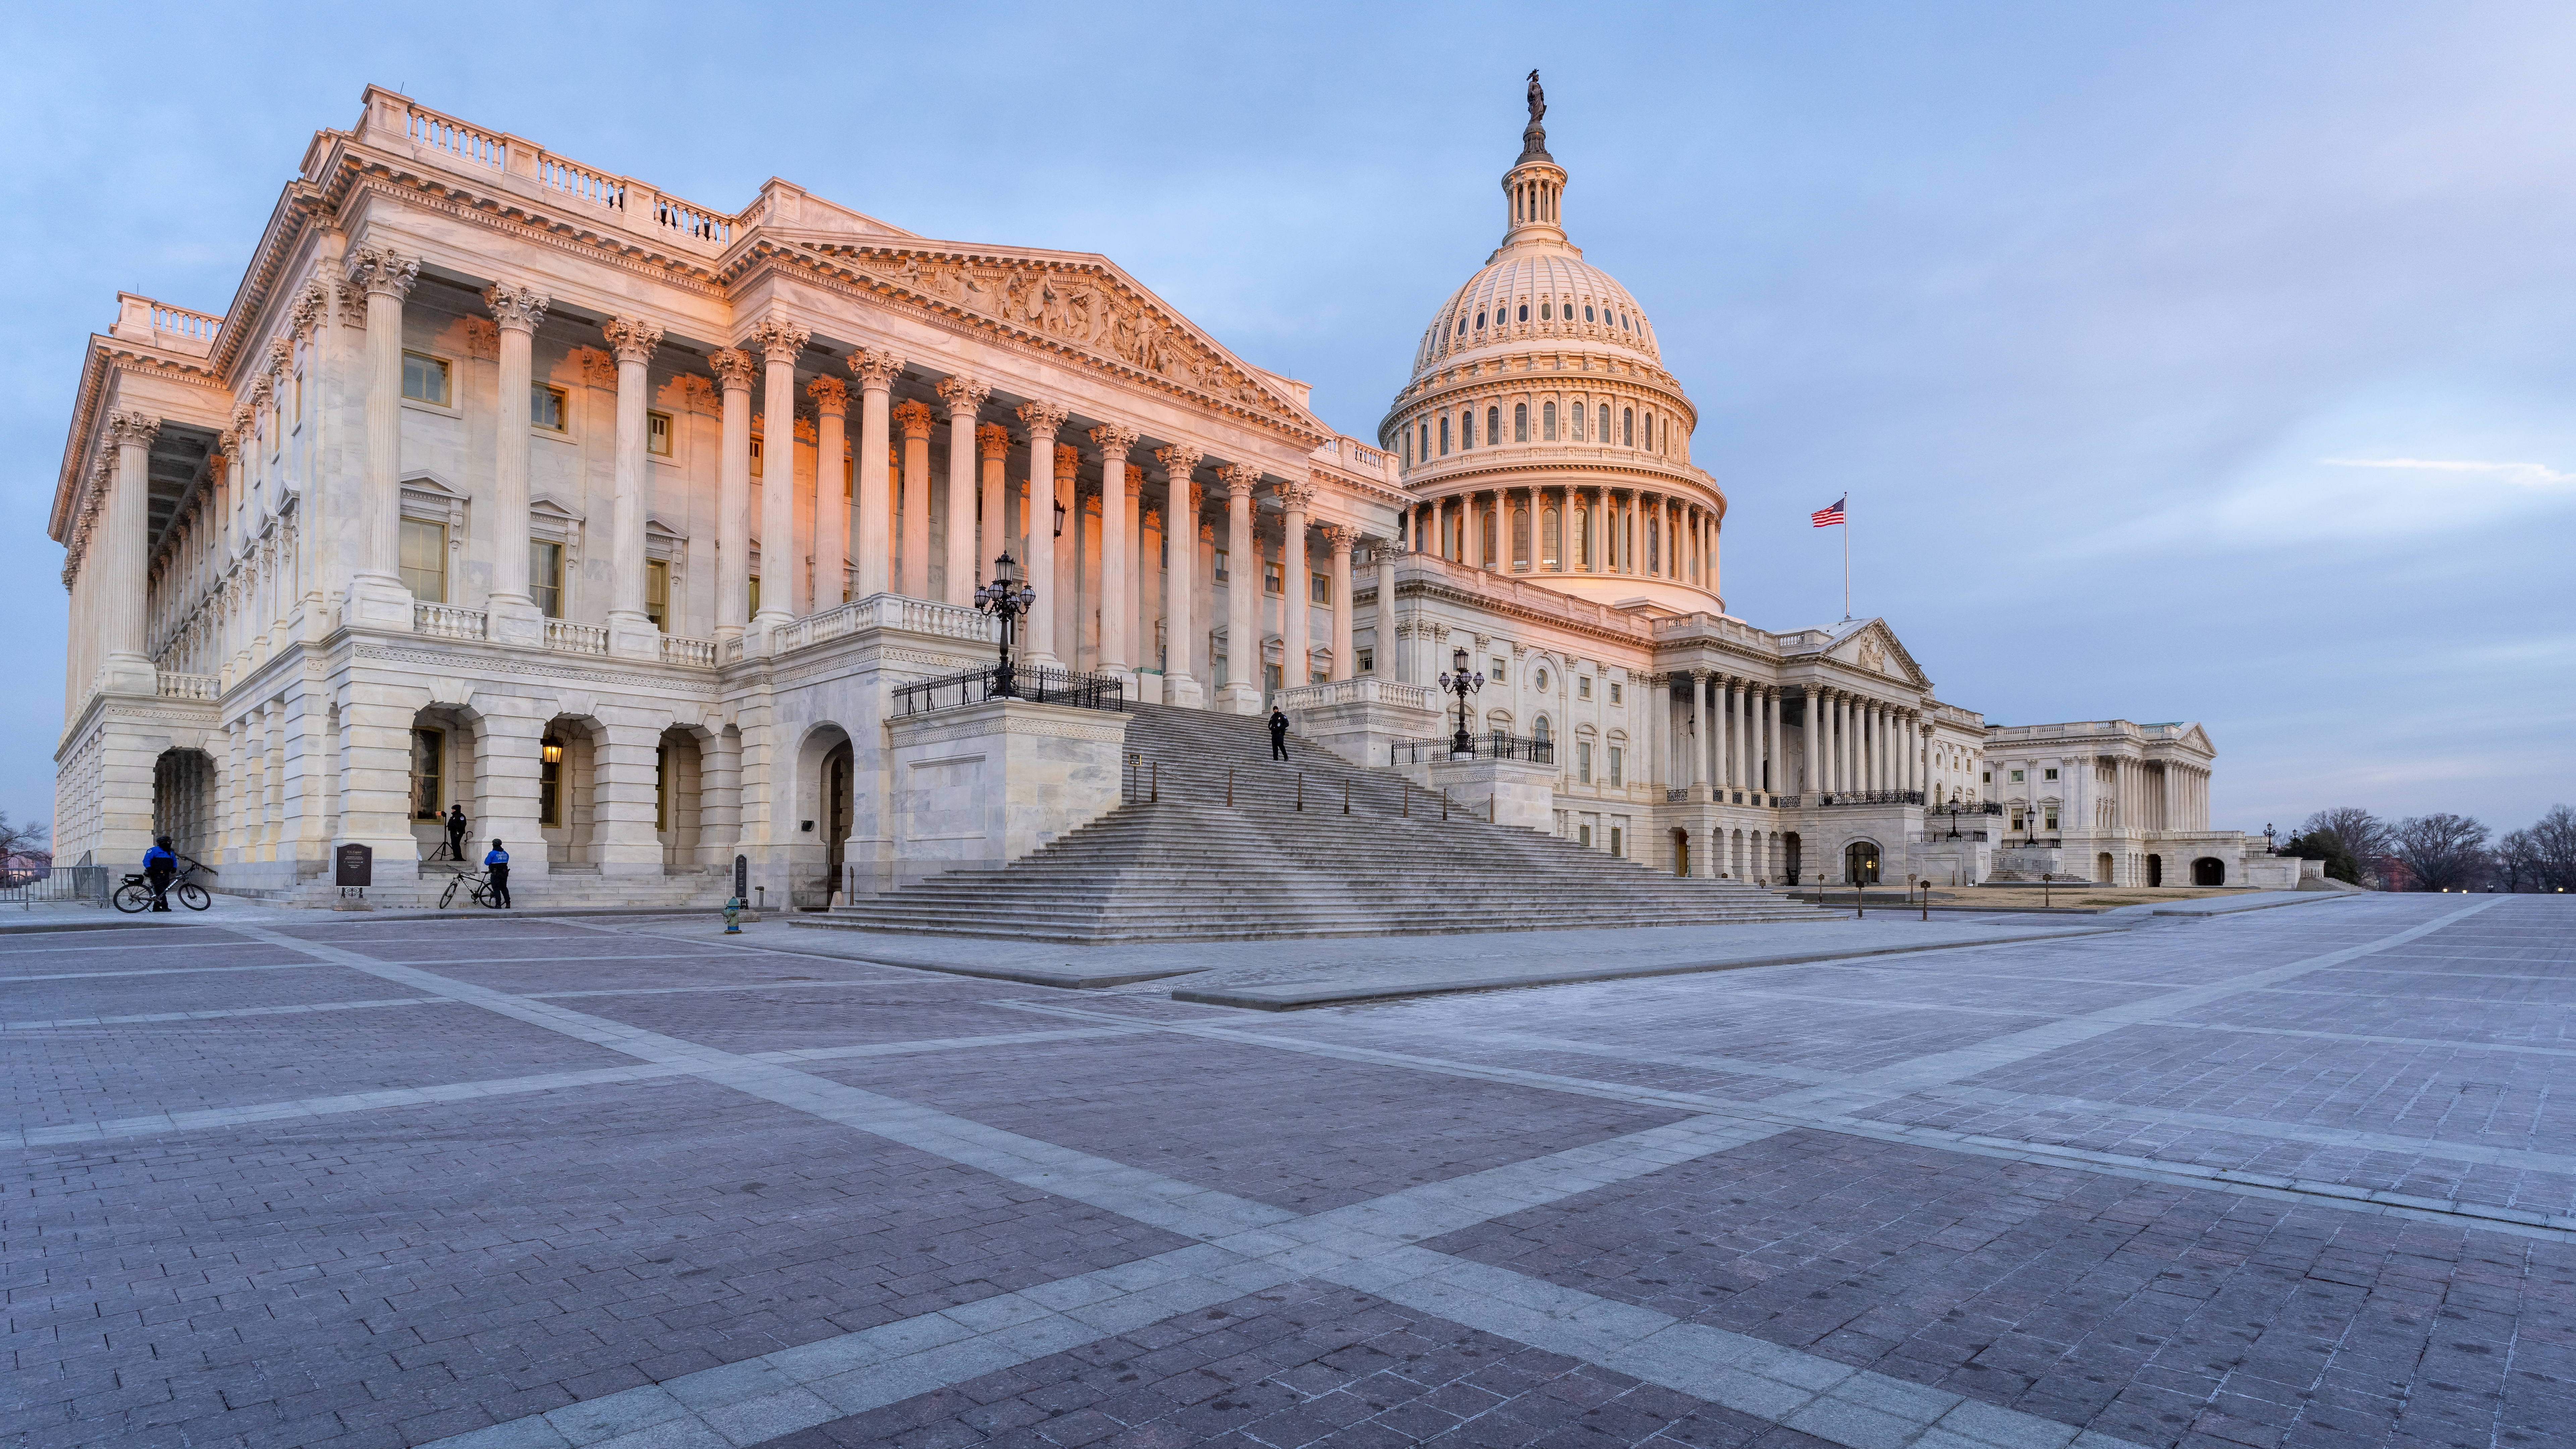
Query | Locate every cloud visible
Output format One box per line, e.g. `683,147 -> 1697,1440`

2320,456 -> 2576,488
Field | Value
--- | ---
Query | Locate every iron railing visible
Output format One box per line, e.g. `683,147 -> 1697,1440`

1810,790 -> 1926,807
1391,732 -> 1555,766
0,864 -> 110,908
895,664 -> 1126,717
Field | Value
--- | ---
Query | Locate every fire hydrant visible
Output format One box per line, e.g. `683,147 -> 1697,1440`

722,897 -> 743,934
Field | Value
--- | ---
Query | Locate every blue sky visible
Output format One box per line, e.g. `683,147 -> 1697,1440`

6,1 -> 2572,842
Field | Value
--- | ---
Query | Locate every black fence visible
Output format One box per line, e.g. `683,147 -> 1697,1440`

0,864 -> 110,908
1391,732 -> 1555,766
895,665 -> 1126,717
1811,790 -> 1927,807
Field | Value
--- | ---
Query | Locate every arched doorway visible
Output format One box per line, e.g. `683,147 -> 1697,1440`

1844,839 -> 1880,885
824,741 -> 853,891
151,748 -> 217,862
2192,857 -> 2226,886
2146,853 -> 2163,887
1671,829 -> 1689,877
2096,852 -> 2114,883
1784,831 -> 1802,885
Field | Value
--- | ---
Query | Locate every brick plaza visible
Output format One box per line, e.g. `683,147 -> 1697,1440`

5,895 -> 2569,1449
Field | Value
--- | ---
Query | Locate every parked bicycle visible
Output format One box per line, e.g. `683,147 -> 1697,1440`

438,869 -> 507,910
113,855 -> 211,913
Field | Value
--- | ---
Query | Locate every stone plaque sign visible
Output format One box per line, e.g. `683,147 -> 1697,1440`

334,843 -> 373,887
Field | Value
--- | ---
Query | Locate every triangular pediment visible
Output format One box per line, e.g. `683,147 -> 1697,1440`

791,240 -> 1317,430
1822,618 -> 1928,689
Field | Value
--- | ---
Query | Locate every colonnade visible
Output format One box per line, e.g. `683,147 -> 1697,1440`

1799,688 -> 1928,799
1397,486 -> 1715,587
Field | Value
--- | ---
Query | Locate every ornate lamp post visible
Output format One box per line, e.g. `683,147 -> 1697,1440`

1946,787 -> 1963,840
1436,644 -> 1485,757
973,552 -> 1037,699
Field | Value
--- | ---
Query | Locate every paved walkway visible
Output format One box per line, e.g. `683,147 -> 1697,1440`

2,895 -> 2566,1449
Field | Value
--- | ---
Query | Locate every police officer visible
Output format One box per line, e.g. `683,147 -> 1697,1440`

442,803 -> 469,861
484,838 -> 512,909
1268,707 -> 1290,761
142,835 -> 178,912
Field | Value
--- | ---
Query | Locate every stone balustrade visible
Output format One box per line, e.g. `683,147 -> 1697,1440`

543,620 -> 609,656
155,672 -> 218,701
413,602 -> 488,640
660,635 -> 718,667
1271,677 -> 1433,713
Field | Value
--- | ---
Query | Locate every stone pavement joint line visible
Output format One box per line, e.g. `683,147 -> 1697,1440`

208,926 -> 2150,1449
3,995 -> 453,1030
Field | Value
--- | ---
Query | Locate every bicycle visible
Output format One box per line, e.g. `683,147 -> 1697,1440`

438,870 -> 506,910
113,857 -> 211,914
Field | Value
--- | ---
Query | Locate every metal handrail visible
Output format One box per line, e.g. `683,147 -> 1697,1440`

894,664 -> 1125,717
1810,790 -> 1928,807
1390,732 -> 1555,766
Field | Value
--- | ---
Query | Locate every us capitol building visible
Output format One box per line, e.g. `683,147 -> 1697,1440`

46,84 -> 2294,912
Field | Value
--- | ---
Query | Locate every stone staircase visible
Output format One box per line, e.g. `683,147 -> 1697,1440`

796,703 -> 1820,943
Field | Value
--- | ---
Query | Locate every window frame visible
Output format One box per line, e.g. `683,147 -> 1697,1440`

1263,560 -> 1285,596
400,350 -> 452,407
532,383 -> 570,434
530,539 -> 565,619
412,727 -> 443,819
646,408 -> 674,455
398,517 -> 449,603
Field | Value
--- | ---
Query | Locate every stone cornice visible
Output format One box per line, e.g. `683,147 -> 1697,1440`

51,338 -> 231,546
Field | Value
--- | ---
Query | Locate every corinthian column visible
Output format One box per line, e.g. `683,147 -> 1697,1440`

1326,525 -> 1356,681
710,349 -> 756,642
937,375 -> 990,607
1220,463 -> 1261,713
1156,444 -> 1203,707
977,423 -> 1011,578
848,347 -> 904,599
342,244 -> 418,626
894,400 -> 935,597
483,283 -> 549,644
1278,479 -> 1312,689
99,411 -> 159,693
1015,402 -> 1067,667
1089,423 -> 1140,682
751,318 -> 808,632
807,377 -> 849,609
1374,542 -> 1398,683
603,315 -> 666,657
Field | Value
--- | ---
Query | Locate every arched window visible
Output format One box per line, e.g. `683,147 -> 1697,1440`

1517,304 -> 1529,322
1644,413 -> 1653,449
1512,505 -> 1530,565
1419,420 -> 1430,460
1514,403 -> 1528,442
1623,408 -> 1634,446
1475,311 -> 1486,329
1542,506 -> 1560,567
1570,401 -> 1586,441
1486,406 -> 1500,443
1457,316 -> 1466,335
1439,416 -> 1451,455
1584,305 -> 1596,322
1533,715 -> 1551,742
1621,313 -> 1632,330
1540,302 -> 1552,321
1402,430 -> 1412,467
1598,404 -> 1611,440
1542,401 -> 1557,440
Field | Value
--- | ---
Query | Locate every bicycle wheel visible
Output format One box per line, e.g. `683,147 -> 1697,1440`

440,876 -> 462,909
176,882 -> 211,911
480,881 -> 506,910
113,882 -> 153,913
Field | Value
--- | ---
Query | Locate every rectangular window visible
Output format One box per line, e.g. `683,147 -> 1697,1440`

1578,742 -> 1593,783
1577,677 -> 1592,700
1357,648 -> 1373,674
412,728 -> 442,818
1609,747 -> 1625,788
749,434 -> 764,478
645,559 -> 670,630
530,540 -> 564,619
1264,561 -> 1284,595
532,384 -> 568,432
1610,826 -> 1623,858
1311,571 -> 1330,604
2043,806 -> 2060,831
399,518 -> 447,602
401,351 -> 450,406
646,409 -> 673,455
1213,548 -> 1229,583
2042,767 -> 2058,781
1490,657 -> 1506,684
1213,654 -> 1229,688
2009,769 -> 2025,783
655,745 -> 670,833
1983,770 -> 1992,784
1578,823 -> 1593,848
1609,682 -> 1622,705
748,575 -> 760,615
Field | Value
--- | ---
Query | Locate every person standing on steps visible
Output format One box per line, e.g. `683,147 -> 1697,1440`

441,803 -> 469,862
484,839 -> 512,909
1269,707 -> 1290,761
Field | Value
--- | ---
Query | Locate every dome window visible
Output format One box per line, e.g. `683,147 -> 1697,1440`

1475,311 -> 1486,329
1540,302 -> 1552,320
1584,305 -> 1596,322
1517,304 -> 1529,322
1457,316 -> 1467,336
1542,401 -> 1557,440
1514,403 -> 1528,442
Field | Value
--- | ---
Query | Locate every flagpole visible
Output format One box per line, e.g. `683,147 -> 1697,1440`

1842,511 -> 1851,620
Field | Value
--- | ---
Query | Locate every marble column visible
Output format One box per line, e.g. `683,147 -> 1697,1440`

806,377 -> 848,610
848,347 -> 903,599
1014,404 -> 1067,666
97,412 -> 159,693
1220,464 -> 1261,712
1089,424 -> 1140,682
1762,686 -> 1779,798
1278,480 -> 1312,688
1125,466 -> 1147,678
1374,544 -> 1398,682
751,318 -> 807,632
1687,670 -> 1708,791
894,400 -> 935,598
343,245 -> 419,626
936,376 -> 988,607
1156,445 -> 1202,707
1326,525 -> 1356,681
977,423 -> 1011,581
483,283 -> 548,644
601,316 -> 667,657
1057,452 -> 1084,666
711,350 -> 755,642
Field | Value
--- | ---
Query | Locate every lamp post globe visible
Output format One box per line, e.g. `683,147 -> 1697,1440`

1437,644 -> 1484,757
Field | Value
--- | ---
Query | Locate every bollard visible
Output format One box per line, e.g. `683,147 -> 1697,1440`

1343,780 -> 1350,815
1226,767 -> 1234,808
1151,761 -> 1159,803
1296,773 -> 1303,812
1402,783 -> 1409,818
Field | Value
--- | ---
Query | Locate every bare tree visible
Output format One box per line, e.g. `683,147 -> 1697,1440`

2389,812 -> 2490,892
2523,804 -> 2576,892
0,809 -> 47,861
2498,828 -> 2542,892
2299,806 -> 2391,888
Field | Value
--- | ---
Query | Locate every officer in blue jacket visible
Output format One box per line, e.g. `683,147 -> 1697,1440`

484,839 -> 512,909
142,836 -> 177,912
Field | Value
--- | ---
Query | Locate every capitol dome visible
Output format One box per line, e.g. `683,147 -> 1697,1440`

1408,239 -> 1662,380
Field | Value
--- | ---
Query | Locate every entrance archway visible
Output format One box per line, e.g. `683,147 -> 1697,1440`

1844,839 -> 1880,885
2096,852 -> 2114,883
151,748 -> 217,862
2191,857 -> 2226,886
1671,829 -> 1689,876
1784,831 -> 1802,884
824,741 -> 853,890
2146,853 -> 2163,887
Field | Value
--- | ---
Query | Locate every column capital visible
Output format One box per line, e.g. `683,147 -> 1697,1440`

1277,479 -> 1316,512
1017,399 -> 1068,437
343,244 -> 419,301
1123,463 -> 1145,489
976,422 -> 1013,458
1052,442 -> 1081,478
892,399 -> 936,439
804,375 -> 849,416
751,316 -> 810,366
105,409 -> 161,449
1154,442 -> 1203,477
602,316 -> 665,366
1220,462 -> 1262,497
483,282 -> 550,332
1089,422 -> 1142,459
1323,523 -> 1357,554
709,348 -> 757,391
848,345 -> 906,390
936,373 -> 991,415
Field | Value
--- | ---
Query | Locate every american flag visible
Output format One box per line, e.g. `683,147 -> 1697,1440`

1811,496 -> 1846,528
